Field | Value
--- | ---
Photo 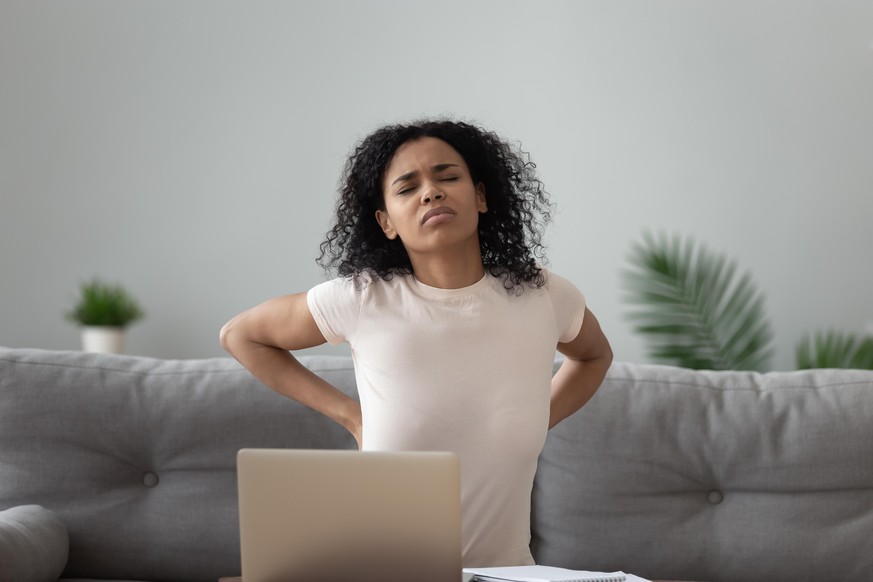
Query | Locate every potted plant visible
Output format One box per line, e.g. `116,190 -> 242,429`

66,278 -> 145,354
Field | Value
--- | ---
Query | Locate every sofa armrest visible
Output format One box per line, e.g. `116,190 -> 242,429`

0,505 -> 69,582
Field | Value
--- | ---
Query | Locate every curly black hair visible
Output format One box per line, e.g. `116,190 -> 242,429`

317,118 -> 553,292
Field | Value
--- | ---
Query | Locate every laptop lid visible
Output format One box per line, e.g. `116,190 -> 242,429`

237,448 -> 462,582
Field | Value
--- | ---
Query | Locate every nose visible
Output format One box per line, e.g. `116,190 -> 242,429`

421,184 -> 445,205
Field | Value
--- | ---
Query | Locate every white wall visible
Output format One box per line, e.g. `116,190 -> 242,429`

2,0 -> 871,370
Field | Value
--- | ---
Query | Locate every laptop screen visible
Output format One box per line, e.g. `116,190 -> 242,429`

237,449 -> 462,582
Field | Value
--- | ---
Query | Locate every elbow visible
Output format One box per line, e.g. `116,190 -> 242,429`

599,340 -> 614,376
219,318 -> 238,354
604,342 -> 614,368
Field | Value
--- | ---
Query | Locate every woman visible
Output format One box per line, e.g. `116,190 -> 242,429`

220,118 -> 613,567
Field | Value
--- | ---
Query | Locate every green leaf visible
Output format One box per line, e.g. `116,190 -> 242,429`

621,231 -> 774,371
795,330 -> 873,370
66,278 -> 145,327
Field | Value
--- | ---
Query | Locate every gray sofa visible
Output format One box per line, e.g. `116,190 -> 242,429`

1,346 -> 871,582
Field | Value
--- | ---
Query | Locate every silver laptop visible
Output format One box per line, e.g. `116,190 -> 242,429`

237,448 -> 462,582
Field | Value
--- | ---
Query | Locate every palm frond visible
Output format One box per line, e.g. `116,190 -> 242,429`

795,330 -> 873,370
622,231 -> 774,371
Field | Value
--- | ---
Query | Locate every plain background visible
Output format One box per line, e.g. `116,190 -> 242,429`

2,0 -> 872,371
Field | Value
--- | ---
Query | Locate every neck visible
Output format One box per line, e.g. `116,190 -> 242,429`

408,247 -> 485,289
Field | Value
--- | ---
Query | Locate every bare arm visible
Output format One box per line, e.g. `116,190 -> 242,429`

219,292 -> 363,447
550,307 -> 613,429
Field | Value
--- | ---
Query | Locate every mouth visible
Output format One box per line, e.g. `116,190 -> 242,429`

421,206 -> 456,225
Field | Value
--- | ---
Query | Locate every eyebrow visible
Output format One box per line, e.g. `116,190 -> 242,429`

391,163 -> 460,186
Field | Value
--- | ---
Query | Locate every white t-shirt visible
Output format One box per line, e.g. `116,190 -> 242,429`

306,269 -> 586,567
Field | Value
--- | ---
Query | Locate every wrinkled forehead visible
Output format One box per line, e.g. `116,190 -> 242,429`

382,137 -> 470,187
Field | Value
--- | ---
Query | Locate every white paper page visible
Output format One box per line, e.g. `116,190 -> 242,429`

462,565 -> 627,582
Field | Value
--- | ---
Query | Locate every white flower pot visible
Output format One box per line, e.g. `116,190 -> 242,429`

81,326 -> 125,354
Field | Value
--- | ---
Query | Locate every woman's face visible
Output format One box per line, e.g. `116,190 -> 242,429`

376,137 -> 487,259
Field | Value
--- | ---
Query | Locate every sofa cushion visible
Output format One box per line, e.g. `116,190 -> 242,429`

531,362 -> 873,582
0,504 -> 69,582
0,348 -> 358,582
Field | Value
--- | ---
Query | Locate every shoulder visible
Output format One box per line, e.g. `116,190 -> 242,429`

307,275 -> 368,313
539,269 -> 587,342
540,268 -> 586,312
542,268 -> 573,289
310,271 -> 420,302
540,269 -> 584,298
310,270 -> 378,293
306,273 -> 393,343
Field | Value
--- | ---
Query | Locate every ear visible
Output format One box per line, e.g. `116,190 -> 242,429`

476,182 -> 487,213
375,209 -> 398,240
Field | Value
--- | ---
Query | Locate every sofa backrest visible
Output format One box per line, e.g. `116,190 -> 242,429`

0,347 -> 357,582
3,347 -> 872,582
532,361 -> 873,582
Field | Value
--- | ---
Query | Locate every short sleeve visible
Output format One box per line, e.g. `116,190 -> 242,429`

306,277 -> 365,345
545,270 -> 587,343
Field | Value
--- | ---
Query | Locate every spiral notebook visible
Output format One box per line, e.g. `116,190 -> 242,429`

463,565 -> 626,582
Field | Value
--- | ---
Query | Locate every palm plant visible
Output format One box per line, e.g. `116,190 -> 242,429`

796,330 -> 873,370
622,232 -> 774,371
